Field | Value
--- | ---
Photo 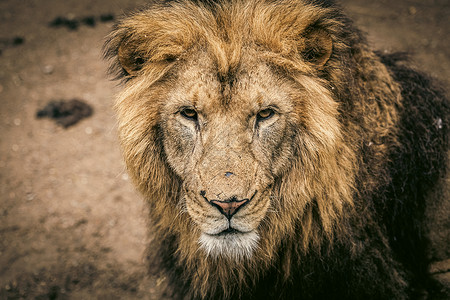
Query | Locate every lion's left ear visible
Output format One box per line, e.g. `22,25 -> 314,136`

300,28 -> 333,67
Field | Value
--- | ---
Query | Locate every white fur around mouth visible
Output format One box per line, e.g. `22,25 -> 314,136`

198,230 -> 260,260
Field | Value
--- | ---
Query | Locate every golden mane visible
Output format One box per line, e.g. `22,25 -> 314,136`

105,0 -> 448,299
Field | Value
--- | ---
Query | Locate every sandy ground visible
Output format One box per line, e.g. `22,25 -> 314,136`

0,0 -> 448,299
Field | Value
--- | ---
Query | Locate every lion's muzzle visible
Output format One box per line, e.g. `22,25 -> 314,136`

210,197 -> 248,219
200,191 -> 256,219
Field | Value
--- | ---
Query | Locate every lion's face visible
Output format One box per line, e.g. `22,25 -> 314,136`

160,51 -> 301,259
108,0 -> 353,264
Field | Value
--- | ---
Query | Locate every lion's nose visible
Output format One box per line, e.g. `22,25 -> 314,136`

210,196 -> 249,219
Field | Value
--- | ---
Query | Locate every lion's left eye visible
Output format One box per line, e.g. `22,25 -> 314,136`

256,109 -> 275,122
180,108 -> 198,121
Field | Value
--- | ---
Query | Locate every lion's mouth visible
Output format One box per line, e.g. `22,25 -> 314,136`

214,227 -> 241,236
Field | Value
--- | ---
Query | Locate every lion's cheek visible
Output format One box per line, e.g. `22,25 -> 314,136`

254,118 -> 298,177
230,197 -> 271,232
253,138 -> 296,179
162,121 -> 197,176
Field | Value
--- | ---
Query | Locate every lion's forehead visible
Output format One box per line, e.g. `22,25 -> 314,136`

168,52 -> 296,117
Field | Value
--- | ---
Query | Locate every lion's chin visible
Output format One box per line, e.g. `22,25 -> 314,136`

198,230 -> 260,261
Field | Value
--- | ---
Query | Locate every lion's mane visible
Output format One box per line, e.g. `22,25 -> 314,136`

105,0 -> 449,299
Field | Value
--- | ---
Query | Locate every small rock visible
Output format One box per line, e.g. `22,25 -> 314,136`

65,19 -> 79,30
49,16 -> 65,26
49,16 -> 79,31
81,16 -> 96,27
12,36 -> 24,46
36,99 -> 93,128
100,14 -> 115,22
42,65 -> 54,75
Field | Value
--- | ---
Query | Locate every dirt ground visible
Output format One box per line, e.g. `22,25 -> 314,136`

0,0 -> 448,299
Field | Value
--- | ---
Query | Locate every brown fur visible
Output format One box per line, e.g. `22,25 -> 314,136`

104,0 -> 449,299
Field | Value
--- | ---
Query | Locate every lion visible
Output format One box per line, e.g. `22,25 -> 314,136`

104,0 -> 449,299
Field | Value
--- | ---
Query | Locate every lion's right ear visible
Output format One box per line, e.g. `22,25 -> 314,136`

117,39 -> 146,76
104,26 -> 149,78
104,23 -> 185,79
104,7 -> 199,79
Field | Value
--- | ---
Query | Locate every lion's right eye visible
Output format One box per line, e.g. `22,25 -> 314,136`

256,108 -> 275,122
180,108 -> 198,121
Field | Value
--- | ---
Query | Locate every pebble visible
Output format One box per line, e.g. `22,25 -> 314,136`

12,36 -> 24,45
85,127 -> 93,135
13,118 -> 21,126
42,65 -> 54,75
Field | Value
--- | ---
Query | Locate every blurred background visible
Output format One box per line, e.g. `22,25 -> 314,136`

0,0 -> 448,298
